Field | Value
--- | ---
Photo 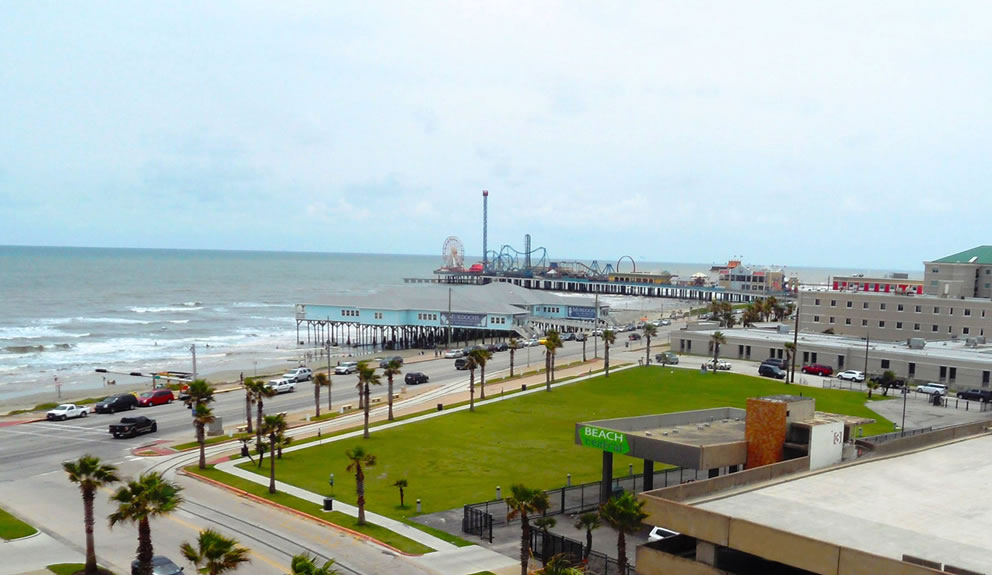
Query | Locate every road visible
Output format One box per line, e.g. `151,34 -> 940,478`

0,327 -> 678,575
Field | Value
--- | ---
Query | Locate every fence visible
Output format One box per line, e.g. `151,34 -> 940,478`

462,466 -> 697,542
530,529 -> 635,575
860,427 -> 933,445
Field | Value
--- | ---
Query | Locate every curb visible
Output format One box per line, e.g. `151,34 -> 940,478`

180,468 -> 426,557
0,418 -> 46,427
0,529 -> 41,544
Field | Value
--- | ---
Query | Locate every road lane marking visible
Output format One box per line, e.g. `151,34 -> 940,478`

0,427 -> 118,444
168,512 -> 286,572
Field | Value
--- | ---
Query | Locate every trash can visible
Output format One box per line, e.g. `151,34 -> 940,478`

932,393 -> 943,406
323,496 -> 334,511
436,403 -> 443,412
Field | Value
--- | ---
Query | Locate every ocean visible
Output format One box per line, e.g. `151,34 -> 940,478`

0,246 -> 918,403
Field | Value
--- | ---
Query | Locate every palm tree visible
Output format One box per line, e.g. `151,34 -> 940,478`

382,359 -> 402,421
598,492 -> 648,574
784,342 -> 796,383
345,445 -> 376,525
536,554 -> 585,575
313,372 -> 329,418
543,330 -> 563,387
602,330 -> 616,377
64,455 -> 119,575
464,352 -> 479,412
508,338 -> 519,377
573,512 -> 600,560
242,376 -> 254,435
191,403 -> 216,470
393,478 -> 408,508
741,303 -> 760,328
356,361 -> 381,439
710,331 -> 726,373
290,553 -> 339,575
643,323 -> 657,366
261,413 -> 286,493
469,347 -> 492,400
766,296 -> 781,321
108,472 -> 183,575
506,484 -> 550,575
180,528 -> 250,575
245,378 -> 275,458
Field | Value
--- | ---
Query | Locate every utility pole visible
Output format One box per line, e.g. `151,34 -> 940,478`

447,287 -> 452,349
594,292 -> 599,359
864,331 -> 870,376
791,291 -> 800,383
189,344 -> 198,382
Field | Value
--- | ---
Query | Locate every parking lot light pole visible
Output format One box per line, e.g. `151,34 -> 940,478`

901,380 -> 908,436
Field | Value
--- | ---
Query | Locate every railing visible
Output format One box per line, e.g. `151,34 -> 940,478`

860,427 -> 933,445
531,529 -> 635,575
462,504 -> 493,543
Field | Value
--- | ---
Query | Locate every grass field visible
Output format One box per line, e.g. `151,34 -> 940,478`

0,505 -> 37,540
229,367 -> 891,523
47,564 -> 114,575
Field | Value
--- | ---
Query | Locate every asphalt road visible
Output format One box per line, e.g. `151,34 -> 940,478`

0,327 -> 678,575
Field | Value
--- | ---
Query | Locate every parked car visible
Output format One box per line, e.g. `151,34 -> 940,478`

956,388 -> 992,402
837,370 -> 865,382
495,342 -> 509,351
282,367 -> 313,382
486,344 -> 500,353
131,555 -> 184,575
561,332 -> 576,341
137,389 -> 175,407
574,333 -> 587,342
177,384 -> 190,401
523,338 -> 540,347
110,416 -> 157,438
761,358 -> 787,369
455,358 -> 469,370
265,379 -> 296,394
655,351 -> 679,365
335,362 -> 358,375
916,382 -> 948,395
801,364 -> 834,376
660,319 -> 672,326
93,393 -> 139,414
706,359 -> 732,370
647,526 -> 679,543
443,349 -> 464,359
759,364 -> 787,379
591,329 -> 603,337
628,333 -> 642,341
405,372 -> 429,385
46,404 -> 88,421
378,356 -> 403,368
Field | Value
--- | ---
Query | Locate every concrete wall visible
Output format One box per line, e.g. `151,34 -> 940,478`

859,421 -> 992,457
636,546 -> 731,575
809,421 -> 844,470
641,457 -> 810,503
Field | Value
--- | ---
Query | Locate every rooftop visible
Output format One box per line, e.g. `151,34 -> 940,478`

932,245 -> 992,265
692,435 -> 992,573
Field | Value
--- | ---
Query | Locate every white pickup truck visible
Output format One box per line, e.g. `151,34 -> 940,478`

47,404 -> 89,421
265,379 -> 297,394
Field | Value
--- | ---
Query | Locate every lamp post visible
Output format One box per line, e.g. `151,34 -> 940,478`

901,381 -> 908,436
189,343 -> 198,382
325,339 -> 333,409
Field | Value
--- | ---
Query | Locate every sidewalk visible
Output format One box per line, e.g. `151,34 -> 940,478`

5,531 -> 81,575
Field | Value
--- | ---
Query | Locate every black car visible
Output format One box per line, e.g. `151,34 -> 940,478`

561,332 -> 576,341
486,344 -> 500,353
761,358 -> 787,370
495,342 -> 509,351
758,364 -> 786,379
455,358 -> 469,370
379,356 -> 403,368
404,372 -> 429,385
131,555 -> 183,575
957,389 -> 992,402
93,393 -> 139,414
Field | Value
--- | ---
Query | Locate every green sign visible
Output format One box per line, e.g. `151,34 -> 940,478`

579,425 -> 630,454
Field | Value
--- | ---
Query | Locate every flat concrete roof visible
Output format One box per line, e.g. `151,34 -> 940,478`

694,435 -> 992,573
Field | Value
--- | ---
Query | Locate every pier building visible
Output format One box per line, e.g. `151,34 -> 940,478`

294,282 -> 610,349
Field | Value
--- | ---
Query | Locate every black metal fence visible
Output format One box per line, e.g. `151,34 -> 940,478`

861,426 -> 934,445
531,529 -> 635,575
462,504 -> 493,542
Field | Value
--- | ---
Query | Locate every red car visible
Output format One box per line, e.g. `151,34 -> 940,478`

137,389 -> 175,407
801,364 -> 834,376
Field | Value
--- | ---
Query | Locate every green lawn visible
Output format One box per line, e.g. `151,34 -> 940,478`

188,466 -> 438,554
0,506 -> 37,540
47,564 -> 114,575
231,367 -> 891,523
173,432 -> 253,451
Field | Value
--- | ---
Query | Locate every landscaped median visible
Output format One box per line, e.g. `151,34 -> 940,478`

199,366 -> 892,543
0,505 -> 37,540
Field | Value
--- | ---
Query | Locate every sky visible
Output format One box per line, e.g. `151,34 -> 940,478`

2,2 -> 991,270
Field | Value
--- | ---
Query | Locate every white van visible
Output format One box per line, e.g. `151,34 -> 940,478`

916,382 -> 948,395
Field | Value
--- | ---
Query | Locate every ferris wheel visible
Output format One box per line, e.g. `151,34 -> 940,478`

441,236 -> 465,270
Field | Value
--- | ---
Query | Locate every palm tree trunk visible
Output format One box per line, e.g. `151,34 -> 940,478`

314,384 -> 321,418
255,401 -> 263,452
510,348 -> 515,377
480,364 -> 486,400
585,527 -> 592,560
617,530 -> 627,573
582,340 -> 587,362
356,471 -> 366,525
136,518 -> 153,575
197,421 -> 206,470
646,337 -> 651,366
268,433 -> 276,494
244,392 -> 253,434
399,487 -> 404,507
545,352 -> 551,390
83,489 -> 97,575
605,343 -> 611,377
387,374 -> 394,421
469,369 -> 475,412
519,515 -> 530,575
363,384 -> 370,439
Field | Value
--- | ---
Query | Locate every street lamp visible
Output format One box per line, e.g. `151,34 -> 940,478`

189,344 -> 198,382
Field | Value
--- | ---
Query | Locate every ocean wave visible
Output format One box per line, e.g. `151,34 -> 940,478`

3,343 -> 74,354
232,302 -> 283,308
177,301 -> 201,307
74,316 -> 153,325
0,326 -> 89,340
169,320 -> 190,324
130,306 -> 204,313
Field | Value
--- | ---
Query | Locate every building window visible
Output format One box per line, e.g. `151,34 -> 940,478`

914,323 -> 921,331
915,305 -> 922,313
847,301 -> 853,308
965,309 -> 972,316
879,321 -> 885,328
932,325 -> 939,332
830,300 -> 837,307
845,318 -> 852,325
880,303 -> 887,310
829,317 -> 835,324
898,304 -> 904,311
950,367 -> 957,381
964,327 -> 970,335
932,267 -> 939,273
896,322 -> 902,329
984,371 -> 991,388
908,362 -> 916,377
861,319 -> 868,326
863,302 -> 869,309
813,315 -> 820,322
881,359 -> 890,369
814,299 -> 821,305
948,326 -> 953,333
934,307 -> 940,314
949,308 -> 954,316
939,366 -> 947,381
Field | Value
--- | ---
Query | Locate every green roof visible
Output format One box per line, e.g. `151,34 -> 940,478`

933,246 -> 992,264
